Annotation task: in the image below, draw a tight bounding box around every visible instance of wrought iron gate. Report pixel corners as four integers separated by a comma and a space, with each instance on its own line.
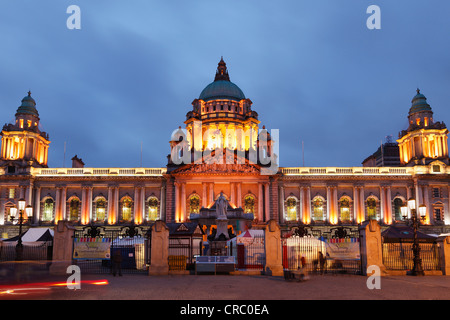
72, 225, 151, 274
282, 225, 361, 275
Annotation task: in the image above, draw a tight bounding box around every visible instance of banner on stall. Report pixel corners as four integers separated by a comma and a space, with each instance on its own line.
73, 237, 112, 259
325, 238, 360, 260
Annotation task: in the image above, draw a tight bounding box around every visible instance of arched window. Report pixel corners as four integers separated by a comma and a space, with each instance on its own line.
189, 195, 200, 214
367, 197, 377, 220
94, 197, 107, 222
285, 197, 297, 221
393, 198, 405, 221
42, 198, 54, 222
339, 198, 351, 222
68, 198, 80, 221
147, 196, 159, 221
312, 197, 324, 221
121, 197, 133, 222
244, 194, 256, 214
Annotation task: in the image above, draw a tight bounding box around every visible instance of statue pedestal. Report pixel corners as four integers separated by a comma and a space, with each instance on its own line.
210, 241, 228, 256
215, 218, 230, 241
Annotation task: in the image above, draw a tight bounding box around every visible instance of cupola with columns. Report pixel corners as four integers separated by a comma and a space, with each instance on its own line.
397, 89, 449, 166
0, 92, 50, 170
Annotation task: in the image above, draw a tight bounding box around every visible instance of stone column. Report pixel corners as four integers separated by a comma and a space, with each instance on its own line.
237, 182, 242, 208
380, 186, 385, 223
332, 186, 338, 224
306, 186, 311, 223
55, 187, 61, 224
258, 183, 263, 222
358, 220, 387, 276
353, 186, 359, 223
230, 182, 235, 207
134, 187, 140, 223
386, 186, 392, 225
209, 183, 214, 206
181, 183, 186, 222
61, 187, 67, 221
107, 187, 113, 224
81, 187, 88, 224
160, 185, 166, 221
264, 183, 270, 222
149, 220, 170, 275
264, 220, 283, 276
359, 187, 365, 223
437, 236, 450, 275
141, 187, 146, 223
174, 182, 180, 222
88, 187, 93, 223
326, 186, 331, 222
114, 187, 119, 223
279, 185, 285, 224
202, 183, 207, 208
34, 187, 41, 225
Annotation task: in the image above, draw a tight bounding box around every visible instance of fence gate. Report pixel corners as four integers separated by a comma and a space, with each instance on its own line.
73, 225, 150, 274
282, 225, 361, 275
235, 232, 266, 270
168, 237, 202, 271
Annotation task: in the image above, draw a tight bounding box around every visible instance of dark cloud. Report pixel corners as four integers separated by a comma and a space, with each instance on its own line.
1, 0, 449, 169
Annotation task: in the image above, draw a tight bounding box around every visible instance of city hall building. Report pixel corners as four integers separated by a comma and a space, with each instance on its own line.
1, 59, 450, 236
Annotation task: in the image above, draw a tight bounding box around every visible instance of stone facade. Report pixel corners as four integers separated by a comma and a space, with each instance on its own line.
1, 60, 450, 237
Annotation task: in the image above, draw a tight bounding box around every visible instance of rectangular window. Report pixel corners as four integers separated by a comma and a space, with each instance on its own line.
432, 188, 441, 198
434, 208, 442, 221
8, 188, 15, 199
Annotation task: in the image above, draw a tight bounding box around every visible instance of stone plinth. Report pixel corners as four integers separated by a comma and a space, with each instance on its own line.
264, 219, 284, 276
437, 235, 450, 275
49, 221, 75, 275
359, 220, 388, 276
149, 220, 170, 276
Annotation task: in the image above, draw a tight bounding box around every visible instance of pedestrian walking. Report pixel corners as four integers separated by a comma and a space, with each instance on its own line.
318, 251, 326, 275
112, 249, 123, 276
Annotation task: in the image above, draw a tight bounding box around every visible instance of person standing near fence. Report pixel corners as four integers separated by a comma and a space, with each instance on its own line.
112, 249, 123, 277
318, 251, 326, 275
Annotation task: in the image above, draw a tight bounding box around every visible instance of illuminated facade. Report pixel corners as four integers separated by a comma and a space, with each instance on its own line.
0, 60, 450, 232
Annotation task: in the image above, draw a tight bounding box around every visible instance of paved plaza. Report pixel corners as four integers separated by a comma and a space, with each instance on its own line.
3, 272, 450, 300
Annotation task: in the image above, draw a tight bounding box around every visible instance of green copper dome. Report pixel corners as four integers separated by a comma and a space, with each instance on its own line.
16, 91, 39, 117
199, 80, 245, 102
409, 89, 432, 115
199, 58, 246, 102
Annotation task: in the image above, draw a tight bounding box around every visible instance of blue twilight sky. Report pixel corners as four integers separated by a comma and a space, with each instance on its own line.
0, 0, 449, 169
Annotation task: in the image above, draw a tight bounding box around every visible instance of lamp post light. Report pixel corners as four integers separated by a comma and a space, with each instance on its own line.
401, 197, 426, 276
9, 198, 33, 261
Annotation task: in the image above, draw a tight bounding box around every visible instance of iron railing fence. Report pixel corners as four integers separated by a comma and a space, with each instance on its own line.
73, 226, 150, 274
168, 237, 202, 271
236, 234, 265, 270
382, 242, 441, 271
0, 242, 53, 262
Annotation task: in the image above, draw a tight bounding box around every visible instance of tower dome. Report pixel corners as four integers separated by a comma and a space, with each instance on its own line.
199, 58, 245, 102
409, 88, 432, 115
16, 91, 39, 118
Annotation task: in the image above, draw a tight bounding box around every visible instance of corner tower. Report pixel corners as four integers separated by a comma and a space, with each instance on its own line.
397, 89, 449, 166
0, 92, 50, 171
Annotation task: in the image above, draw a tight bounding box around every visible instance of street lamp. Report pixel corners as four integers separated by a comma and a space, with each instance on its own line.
9, 198, 33, 261
401, 197, 426, 276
